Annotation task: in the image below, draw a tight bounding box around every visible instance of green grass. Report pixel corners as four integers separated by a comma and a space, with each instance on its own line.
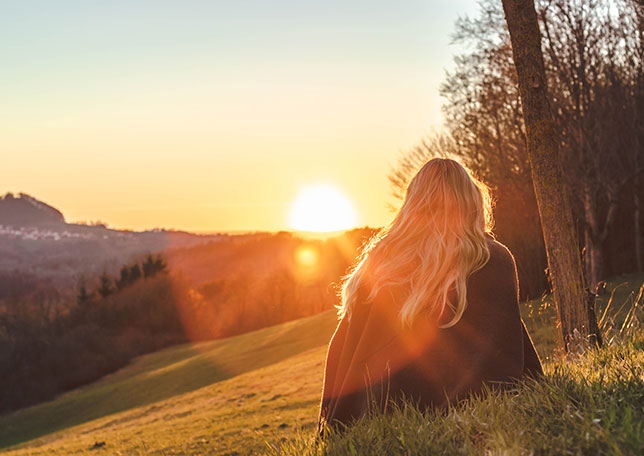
1, 344, 330, 455
0, 273, 642, 455
271, 338, 644, 455
0, 310, 338, 453
518, 272, 644, 359
272, 274, 644, 456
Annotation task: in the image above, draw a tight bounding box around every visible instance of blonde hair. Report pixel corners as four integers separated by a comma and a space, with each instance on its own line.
338, 158, 494, 328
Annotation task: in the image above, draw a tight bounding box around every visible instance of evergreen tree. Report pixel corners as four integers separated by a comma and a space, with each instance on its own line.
116, 266, 130, 289
153, 255, 167, 275
142, 254, 167, 278
129, 263, 142, 281
97, 273, 113, 298
77, 280, 91, 305
142, 255, 155, 278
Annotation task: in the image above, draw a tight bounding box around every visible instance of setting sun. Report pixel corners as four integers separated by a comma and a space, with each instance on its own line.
288, 184, 358, 232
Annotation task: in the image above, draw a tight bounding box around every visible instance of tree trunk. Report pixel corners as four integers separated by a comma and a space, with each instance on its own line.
587, 236, 603, 292
636, 1, 644, 271
636, 175, 643, 272
582, 185, 603, 290
501, 0, 602, 350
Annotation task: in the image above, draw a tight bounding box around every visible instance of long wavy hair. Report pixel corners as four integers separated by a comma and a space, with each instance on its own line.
338, 158, 494, 328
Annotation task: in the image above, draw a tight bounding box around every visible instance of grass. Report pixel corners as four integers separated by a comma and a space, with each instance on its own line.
520, 272, 644, 358
1, 345, 329, 455
271, 338, 644, 455
0, 310, 338, 453
272, 274, 644, 455
0, 273, 642, 455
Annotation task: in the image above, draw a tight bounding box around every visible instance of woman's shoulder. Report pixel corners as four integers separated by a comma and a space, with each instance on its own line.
484, 235, 517, 270
462, 236, 520, 316
468, 235, 518, 292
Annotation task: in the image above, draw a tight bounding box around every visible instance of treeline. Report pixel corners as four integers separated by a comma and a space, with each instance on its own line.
390, 0, 644, 298
0, 229, 373, 414
79, 254, 167, 302
0, 258, 184, 413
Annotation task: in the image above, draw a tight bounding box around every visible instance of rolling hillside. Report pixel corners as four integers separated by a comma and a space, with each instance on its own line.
1, 273, 642, 455
0, 310, 338, 455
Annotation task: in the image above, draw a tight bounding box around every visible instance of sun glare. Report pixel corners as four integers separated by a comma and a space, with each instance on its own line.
288, 184, 358, 232
295, 246, 318, 266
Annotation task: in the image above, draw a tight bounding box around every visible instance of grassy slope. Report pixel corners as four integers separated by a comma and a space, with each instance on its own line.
0, 310, 338, 453
274, 339, 644, 456
1, 273, 642, 455
2, 346, 329, 455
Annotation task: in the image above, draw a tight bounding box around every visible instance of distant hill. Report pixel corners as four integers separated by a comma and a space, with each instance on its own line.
0, 193, 226, 288
0, 193, 65, 226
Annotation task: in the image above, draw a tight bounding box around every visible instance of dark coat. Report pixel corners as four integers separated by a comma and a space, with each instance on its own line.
318, 237, 543, 431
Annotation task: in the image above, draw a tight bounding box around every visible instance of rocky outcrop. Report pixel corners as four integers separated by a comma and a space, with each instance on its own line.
0, 193, 65, 226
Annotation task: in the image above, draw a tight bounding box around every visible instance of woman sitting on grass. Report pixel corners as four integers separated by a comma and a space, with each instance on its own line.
319, 158, 543, 432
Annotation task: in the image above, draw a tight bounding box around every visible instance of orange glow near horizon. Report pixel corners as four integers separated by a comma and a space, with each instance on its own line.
288, 184, 359, 233
1, 2, 482, 233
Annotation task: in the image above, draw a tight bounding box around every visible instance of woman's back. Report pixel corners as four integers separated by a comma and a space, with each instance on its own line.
319, 237, 542, 430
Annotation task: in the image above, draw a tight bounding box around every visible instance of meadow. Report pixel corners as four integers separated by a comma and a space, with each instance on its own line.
0, 273, 642, 455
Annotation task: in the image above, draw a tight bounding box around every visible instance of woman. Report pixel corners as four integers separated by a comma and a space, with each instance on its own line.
319, 158, 542, 432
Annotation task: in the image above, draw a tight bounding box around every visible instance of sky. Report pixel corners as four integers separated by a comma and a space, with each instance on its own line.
1, 0, 480, 233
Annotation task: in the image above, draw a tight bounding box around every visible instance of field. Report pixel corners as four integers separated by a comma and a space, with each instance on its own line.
0, 311, 338, 455
1, 273, 643, 455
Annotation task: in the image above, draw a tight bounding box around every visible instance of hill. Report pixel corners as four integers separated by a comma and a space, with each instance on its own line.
0, 193, 65, 225
0, 273, 642, 455
0, 310, 338, 453
0, 192, 224, 287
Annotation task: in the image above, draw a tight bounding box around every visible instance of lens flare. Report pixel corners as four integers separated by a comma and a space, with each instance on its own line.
295, 245, 318, 266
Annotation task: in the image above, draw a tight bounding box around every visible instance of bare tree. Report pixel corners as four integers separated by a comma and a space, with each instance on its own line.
539, 0, 644, 288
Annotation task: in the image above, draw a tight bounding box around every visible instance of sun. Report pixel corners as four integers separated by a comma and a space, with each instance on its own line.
288, 184, 358, 232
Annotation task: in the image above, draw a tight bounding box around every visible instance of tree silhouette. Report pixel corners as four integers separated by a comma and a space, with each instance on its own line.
501, 0, 601, 349
97, 273, 113, 298
116, 266, 130, 290
143, 254, 167, 278
153, 255, 167, 275
76, 280, 91, 306
129, 263, 142, 281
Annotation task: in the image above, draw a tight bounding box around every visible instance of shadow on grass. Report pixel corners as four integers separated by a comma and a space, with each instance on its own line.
0, 310, 338, 450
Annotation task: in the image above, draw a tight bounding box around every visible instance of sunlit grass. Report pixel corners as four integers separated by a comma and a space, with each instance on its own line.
0, 311, 338, 453
2, 345, 330, 455
269, 337, 644, 455
520, 272, 644, 360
